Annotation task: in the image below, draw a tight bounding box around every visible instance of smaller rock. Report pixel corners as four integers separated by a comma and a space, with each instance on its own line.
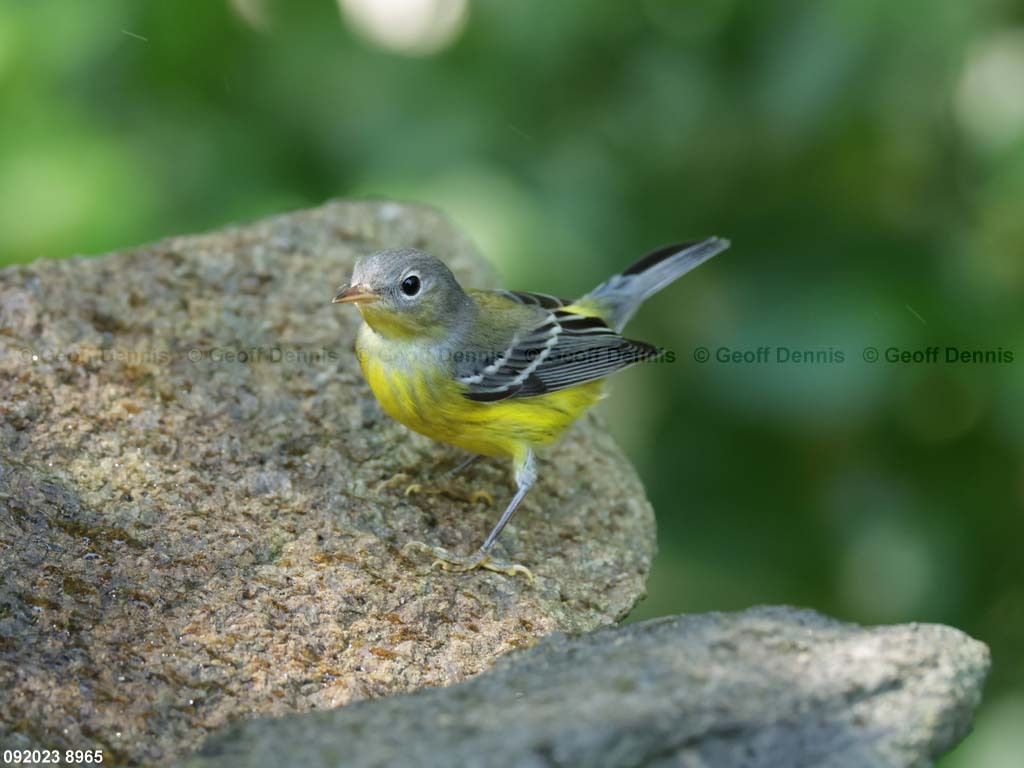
180, 606, 990, 768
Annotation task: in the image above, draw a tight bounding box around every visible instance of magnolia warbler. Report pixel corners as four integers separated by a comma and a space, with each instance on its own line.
333, 238, 729, 578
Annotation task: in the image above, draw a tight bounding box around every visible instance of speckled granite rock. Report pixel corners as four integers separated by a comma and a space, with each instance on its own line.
180, 606, 990, 768
0, 201, 656, 766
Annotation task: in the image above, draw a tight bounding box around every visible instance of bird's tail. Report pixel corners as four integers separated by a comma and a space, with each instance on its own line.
578, 237, 730, 331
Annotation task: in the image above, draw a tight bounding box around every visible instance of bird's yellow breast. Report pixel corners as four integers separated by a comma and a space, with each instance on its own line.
356, 324, 603, 459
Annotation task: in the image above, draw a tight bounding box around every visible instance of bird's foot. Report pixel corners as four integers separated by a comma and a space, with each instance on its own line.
376, 472, 413, 493
403, 483, 493, 506
402, 541, 534, 581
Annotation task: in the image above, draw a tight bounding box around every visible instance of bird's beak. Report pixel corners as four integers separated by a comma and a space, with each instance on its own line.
332, 284, 378, 304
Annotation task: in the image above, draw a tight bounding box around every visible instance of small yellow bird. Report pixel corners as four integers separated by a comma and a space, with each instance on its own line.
333, 238, 729, 577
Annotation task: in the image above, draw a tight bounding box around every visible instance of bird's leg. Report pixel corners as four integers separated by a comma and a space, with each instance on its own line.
445, 453, 481, 480
403, 450, 536, 580
404, 453, 492, 505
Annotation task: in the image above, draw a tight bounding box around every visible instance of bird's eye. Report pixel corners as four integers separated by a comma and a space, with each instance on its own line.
400, 274, 421, 296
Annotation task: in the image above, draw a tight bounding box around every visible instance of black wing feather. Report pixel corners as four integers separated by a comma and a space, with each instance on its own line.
498, 290, 572, 310
459, 308, 661, 402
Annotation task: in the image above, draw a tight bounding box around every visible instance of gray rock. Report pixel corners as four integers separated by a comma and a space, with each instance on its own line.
0, 201, 656, 766
180, 606, 989, 768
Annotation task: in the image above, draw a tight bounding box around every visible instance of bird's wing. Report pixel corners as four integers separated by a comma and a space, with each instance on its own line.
494, 289, 573, 310
455, 294, 661, 402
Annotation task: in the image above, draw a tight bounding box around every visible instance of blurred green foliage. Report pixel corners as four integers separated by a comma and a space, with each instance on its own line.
2, 1, 1022, 763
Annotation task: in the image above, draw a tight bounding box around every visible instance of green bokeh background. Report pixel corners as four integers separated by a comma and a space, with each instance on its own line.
2, 1, 1022, 763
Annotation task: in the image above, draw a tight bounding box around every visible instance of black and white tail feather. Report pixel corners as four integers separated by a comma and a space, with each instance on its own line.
460, 238, 729, 403
583, 237, 730, 332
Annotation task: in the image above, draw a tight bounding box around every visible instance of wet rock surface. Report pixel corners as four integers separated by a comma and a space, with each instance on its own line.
181, 606, 990, 768
0, 201, 656, 766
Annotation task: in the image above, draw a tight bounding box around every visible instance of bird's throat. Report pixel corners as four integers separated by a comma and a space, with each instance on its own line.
356, 304, 445, 342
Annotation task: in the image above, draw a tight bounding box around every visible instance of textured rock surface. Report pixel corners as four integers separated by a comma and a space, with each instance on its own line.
0, 201, 656, 766
181, 606, 990, 768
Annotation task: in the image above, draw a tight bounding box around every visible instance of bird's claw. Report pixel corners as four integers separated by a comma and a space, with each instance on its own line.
466, 489, 494, 505
402, 541, 534, 581
377, 473, 413, 493
402, 483, 492, 506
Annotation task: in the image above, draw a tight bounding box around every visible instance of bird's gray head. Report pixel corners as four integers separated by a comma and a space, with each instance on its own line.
332, 248, 470, 340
